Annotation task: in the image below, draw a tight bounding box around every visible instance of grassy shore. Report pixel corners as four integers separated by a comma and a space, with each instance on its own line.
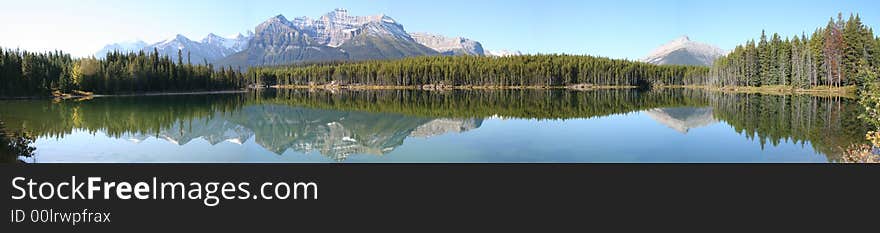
656, 85, 858, 98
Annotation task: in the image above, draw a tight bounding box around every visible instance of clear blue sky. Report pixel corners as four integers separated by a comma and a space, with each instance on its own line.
1, 0, 877, 59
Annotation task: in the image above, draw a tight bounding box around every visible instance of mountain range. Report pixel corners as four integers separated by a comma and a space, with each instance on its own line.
96, 8, 510, 67
96, 9, 723, 68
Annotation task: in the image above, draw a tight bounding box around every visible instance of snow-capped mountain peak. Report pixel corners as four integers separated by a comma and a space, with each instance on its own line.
642, 35, 725, 66
271, 14, 288, 22
170, 34, 191, 42
200, 33, 251, 52
153, 34, 195, 50
201, 33, 224, 44
287, 8, 409, 47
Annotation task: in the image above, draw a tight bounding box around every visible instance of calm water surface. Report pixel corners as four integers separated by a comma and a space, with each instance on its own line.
0, 89, 868, 163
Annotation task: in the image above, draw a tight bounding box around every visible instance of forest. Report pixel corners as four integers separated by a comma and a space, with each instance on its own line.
0, 48, 245, 96
707, 13, 879, 89
245, 55, 709, 88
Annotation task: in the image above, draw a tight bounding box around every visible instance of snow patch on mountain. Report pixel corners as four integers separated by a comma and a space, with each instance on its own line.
291, 8, 409, 47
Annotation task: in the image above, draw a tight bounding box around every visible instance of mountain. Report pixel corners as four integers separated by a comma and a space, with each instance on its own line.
486, 49, 523, 57
97, 33, 251, 63
200, 32, 252, 57
411, 33, 485, 56
218, 8, 439, 67
292, 8, 399, 47
101, 8, 488, 67
218, 14, 348, 67
644, 107, 718, 134
145, 34, 212, 63
337, 22, 439, 60
641, 36, 725, 66
144, 33, 252, 64
94, 40, 148, 58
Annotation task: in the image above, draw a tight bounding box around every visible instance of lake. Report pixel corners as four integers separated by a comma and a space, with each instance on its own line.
0, 88, 869, 163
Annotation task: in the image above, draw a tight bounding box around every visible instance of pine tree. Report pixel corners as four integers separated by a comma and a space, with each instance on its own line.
843, 13, 865, 85
778, 37, 791, 86
769, 33, 782, 85
757, 30, 771, 86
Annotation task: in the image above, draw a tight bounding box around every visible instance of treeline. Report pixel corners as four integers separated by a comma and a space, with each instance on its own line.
249, 88, 709, 119
0, 48, 245, 96
246, 55, 709, 88
707, 13, 879, 88
0, 49, 73, 96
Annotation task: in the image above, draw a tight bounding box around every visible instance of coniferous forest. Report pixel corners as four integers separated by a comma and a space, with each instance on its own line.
246, 55, 709, 88
0, 48, 245, 96
707, 13, 879, 89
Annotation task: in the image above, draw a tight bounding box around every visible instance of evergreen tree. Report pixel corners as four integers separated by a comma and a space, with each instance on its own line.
708, 12, 877, 90
758, 30, 770, 86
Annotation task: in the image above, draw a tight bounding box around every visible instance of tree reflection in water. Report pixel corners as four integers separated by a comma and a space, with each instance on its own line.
0, 89, 872, 162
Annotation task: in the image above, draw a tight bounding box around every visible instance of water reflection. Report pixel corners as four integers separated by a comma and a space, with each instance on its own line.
135, 105, 483, 161
645, 107, 717, 134
0, 89, 869, 163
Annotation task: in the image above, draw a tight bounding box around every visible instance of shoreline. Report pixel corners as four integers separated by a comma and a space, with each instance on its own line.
0, 85, 858, 100
92, 89, 248, 98
270, 84, 639, 91
0, 89, 247, 100
655, 85, 858, 98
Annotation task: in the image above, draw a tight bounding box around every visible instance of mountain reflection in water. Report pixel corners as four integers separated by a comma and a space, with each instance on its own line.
136, 105, 484, 161
645, 107, 718, 134
0, 88, 869, 163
